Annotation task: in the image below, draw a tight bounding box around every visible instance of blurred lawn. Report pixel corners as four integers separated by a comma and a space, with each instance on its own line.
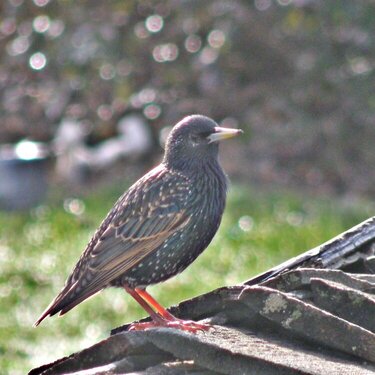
0, 183, 372, 374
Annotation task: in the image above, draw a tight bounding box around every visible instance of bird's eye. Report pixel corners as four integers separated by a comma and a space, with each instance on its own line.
190, 133, 208, 146
190, 133, 204, 146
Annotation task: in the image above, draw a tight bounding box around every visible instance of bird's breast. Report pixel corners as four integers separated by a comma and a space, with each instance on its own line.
111, 162, 227, 288
185, 165, 227, 247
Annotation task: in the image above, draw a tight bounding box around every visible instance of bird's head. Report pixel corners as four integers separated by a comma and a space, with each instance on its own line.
163, 115, 243, 171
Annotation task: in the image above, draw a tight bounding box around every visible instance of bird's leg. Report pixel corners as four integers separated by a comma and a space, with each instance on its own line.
124, 287, 165, 324
125, 287, 211, 333
134, 288, 175, 321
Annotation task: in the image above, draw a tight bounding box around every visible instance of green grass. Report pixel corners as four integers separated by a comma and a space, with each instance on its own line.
0, 184, 372, 374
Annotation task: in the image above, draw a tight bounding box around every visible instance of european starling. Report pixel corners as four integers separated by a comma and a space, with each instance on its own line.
35, 115, 243, 332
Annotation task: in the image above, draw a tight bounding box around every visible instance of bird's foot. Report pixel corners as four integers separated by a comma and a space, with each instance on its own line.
125, 287, 211, 332
127, 317, 211, 333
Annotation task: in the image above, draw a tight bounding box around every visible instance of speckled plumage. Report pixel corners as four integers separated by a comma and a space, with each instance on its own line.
35, 115, 242, 327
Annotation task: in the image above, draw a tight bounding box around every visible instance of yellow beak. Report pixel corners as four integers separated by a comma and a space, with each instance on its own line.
207, 127, 243, 143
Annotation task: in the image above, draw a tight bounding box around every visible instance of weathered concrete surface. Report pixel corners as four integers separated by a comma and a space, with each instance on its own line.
30, 326, 375, 375
310, 277, 375, 332
144, 327, 375, 375
29, 333, 174, 375
30, 269, 375, 375
262, 268, 375, 293
29, 217, 375, 375
239, 285, 375, 363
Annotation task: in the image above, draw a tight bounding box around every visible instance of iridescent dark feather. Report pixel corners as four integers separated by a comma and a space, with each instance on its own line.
35, 115, 241, 327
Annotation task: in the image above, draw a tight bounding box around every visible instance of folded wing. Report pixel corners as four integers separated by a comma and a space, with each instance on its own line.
35, 167, 193, 325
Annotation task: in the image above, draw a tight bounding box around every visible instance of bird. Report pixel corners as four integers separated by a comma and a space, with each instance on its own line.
34, 114, 243, 332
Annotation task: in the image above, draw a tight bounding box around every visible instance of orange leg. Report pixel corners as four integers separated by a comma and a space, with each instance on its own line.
134, 288, 175, 320
124, 287, 164, 324
124, 287, 211, 333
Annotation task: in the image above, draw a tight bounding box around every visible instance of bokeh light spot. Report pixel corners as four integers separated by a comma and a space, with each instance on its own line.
46, 19, 65, 38
97, 105, 113, 121
33, 0, 50, 6
99, 63, 116, 80
286, 212, 304, 227
15, 140, 40, 160
152, 43, 178, 63
130, 93, 142, 109
199, 47, 218, 65
238, 216, 254, 232
6, 36, 30, 56
138, 88, 156, 104
63, 198, 85, 216
134, 22, 149, 39
207, 29, 226, 49
255, 0, 271, 11
29, 52, 47, 70
184, 34, 202, 53
349, 57, 371, 75
145, 14, 164, 33
1, 18, 17, 36
33, 15, 50, 33
143, 104, 161, 120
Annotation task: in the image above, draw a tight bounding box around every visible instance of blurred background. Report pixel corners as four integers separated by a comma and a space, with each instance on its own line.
0, 1, 374, 373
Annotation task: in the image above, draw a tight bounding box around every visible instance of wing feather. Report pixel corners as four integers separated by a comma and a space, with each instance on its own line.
35, 166, 195, 324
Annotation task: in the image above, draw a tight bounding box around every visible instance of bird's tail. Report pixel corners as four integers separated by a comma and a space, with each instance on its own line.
34, 284, 101, 326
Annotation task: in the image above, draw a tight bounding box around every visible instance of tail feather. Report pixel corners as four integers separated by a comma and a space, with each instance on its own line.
59, 288, 101, 316
34, 284, 102, 326
34, 294, 65, 327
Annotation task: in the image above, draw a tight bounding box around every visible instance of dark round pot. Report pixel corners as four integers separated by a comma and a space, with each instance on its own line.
0, 141, 50, 211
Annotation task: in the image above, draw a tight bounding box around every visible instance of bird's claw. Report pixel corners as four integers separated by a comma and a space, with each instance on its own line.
127, 318, 211, 333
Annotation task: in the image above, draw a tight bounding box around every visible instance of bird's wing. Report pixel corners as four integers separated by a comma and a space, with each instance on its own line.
35, 166, 195, 322
82, 196, 190, 288
85, 168, 192, 278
